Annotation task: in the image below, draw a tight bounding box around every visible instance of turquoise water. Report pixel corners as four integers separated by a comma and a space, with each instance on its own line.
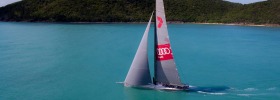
0, 22, 280, 100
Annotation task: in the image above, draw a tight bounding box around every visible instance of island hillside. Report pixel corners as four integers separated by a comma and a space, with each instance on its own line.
0, 0, 279, 25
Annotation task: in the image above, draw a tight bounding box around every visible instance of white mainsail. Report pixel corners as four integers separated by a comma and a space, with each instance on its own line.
154, 0, 183, 85
124, 13, 154, 87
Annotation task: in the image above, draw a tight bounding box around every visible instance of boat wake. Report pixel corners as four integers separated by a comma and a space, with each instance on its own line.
119, 82, 279, 97
188, 86, 231, 93
225, 87, 278, 97
197, 91, 227, 95
116, 82, 124, 84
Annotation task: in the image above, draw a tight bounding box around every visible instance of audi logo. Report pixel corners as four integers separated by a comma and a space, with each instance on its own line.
157, 47, 171, 55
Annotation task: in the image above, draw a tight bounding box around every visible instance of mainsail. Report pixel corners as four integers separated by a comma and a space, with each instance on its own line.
124, 13, 154, 87
154, 0, 183, 85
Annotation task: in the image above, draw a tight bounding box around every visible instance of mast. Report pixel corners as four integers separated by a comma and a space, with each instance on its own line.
153, 8, 158, 85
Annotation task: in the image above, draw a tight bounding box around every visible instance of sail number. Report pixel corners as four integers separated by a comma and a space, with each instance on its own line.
157, 44, 174, 61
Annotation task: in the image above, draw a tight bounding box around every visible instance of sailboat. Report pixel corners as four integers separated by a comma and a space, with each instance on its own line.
124, 0, 189, 90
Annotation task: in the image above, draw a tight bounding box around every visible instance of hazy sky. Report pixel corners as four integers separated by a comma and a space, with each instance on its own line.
0, 0, 21, 7
225, 0, 267, 4
0, 0, 267, 7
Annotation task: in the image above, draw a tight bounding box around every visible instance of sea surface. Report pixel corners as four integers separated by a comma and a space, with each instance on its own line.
0, 22, 280, 100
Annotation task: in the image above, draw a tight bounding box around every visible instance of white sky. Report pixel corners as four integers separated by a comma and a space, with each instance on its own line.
0, 0, 21, 7
225, 0, 267, 4
0, 0, 267, 7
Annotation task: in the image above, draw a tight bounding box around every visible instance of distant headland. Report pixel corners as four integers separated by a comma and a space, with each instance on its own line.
0, 0, 279, 26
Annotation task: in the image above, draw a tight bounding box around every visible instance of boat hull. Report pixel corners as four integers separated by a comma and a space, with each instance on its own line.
123, 83, 189, 91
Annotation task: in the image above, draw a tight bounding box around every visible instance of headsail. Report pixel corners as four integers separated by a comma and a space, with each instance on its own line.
124, 13, 154, 87
154, 0, 183, 85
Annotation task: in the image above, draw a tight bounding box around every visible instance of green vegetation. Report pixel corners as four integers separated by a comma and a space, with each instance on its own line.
0, 0, 279, 25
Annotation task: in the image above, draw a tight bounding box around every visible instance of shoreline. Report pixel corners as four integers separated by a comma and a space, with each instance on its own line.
188, 22, 280, 27
1, 21, 279, 27
67, 21, 280, 27
166, 21, 280, 27
70, 21, 280, 27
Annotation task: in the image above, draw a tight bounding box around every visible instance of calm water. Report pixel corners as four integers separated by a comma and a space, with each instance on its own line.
0, 22, 280, 100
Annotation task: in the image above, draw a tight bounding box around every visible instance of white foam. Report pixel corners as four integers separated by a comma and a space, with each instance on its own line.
267, 87, 277, 91
189, 85, 196, 88
197, 91, 226, 95
237, 93, 271, 97
228, 87, 239, 91
115, 82, 124, 84
244, 88, 258, 91
237, 94, 256, 97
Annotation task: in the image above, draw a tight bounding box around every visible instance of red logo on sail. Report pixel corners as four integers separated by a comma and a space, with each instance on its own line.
157, 44, 173, 61
157, 16, 163, 28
